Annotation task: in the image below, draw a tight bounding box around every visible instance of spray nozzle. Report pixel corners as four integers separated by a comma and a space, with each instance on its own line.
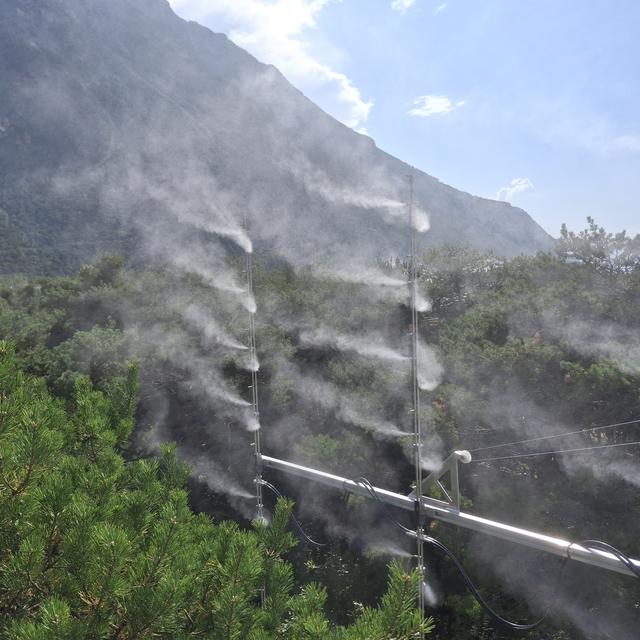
454, 450, 472, 464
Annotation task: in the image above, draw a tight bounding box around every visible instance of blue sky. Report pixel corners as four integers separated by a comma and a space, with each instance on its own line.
169, 0, 640, 237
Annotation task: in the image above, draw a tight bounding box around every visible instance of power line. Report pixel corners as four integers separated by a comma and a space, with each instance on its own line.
468, 418, 640, 454
471, 440, 640, 463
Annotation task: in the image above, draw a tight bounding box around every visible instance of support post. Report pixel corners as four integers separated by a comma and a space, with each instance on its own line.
407, 173, 426, 630
409, 450, 472, 510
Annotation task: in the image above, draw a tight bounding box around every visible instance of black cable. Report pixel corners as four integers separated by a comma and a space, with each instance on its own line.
259, 479, 327, 548
420, 533, 566, 632
354, 475, 564, 632
353, 477, 415, 535
571, 540, 640, 580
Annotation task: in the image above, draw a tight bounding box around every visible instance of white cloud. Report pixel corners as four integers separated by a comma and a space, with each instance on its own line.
391, 0, 416, 13
435, 2, 448, 13
409, 94, 465, 117
495, 178, 534, 202
168, 0, 372, 130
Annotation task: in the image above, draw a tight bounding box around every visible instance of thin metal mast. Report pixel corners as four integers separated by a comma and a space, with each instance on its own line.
246, 243, 263, 522
244, 216, 265, 608
243, 216, 263, 522
408, 174, 426, 626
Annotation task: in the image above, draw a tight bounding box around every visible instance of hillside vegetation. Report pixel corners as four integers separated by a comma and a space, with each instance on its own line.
0, 0, 552, 278
0, 220, 639, 639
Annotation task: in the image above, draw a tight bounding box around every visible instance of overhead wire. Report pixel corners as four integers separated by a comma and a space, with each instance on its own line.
468, 418, 640, 454
471, 440, 640, 463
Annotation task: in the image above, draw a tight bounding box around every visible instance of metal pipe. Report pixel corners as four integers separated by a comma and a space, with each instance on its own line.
260, 454, 640, 579
246, 224, 263, 523
261, 455, 415, 511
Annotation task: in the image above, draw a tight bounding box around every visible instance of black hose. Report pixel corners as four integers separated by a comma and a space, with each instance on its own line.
354, 476, 563, 632
421, 533, 564, 631
259, 479, 327, 548
571, 540, 640, 579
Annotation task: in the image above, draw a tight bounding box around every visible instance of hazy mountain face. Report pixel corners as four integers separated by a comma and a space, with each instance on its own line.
0, 0, 553, 275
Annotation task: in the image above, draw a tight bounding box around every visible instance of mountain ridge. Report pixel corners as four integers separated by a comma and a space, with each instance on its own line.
0, 0, 554, 275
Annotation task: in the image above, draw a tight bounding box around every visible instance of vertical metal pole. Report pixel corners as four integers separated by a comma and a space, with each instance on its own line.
244, 216, 265, 607
246, 246, 263, 521
408, 175, 425, 631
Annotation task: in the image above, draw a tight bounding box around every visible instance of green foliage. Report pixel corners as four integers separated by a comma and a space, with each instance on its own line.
336, 563, 434, 640
0, 342, 431, 639
559, 216, 640, 275
2, 217, 640, 639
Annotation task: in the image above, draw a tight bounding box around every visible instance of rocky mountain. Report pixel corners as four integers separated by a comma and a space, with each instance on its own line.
0, 0, 554, 275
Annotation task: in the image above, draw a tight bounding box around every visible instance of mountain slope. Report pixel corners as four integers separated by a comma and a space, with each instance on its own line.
0, 0, 553, 275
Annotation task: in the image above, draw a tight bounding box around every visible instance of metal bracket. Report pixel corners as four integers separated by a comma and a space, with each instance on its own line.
408, 450, 472, 510
255, 450, 264, 475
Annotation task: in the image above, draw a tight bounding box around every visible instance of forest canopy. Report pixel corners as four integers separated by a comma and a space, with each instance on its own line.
0, 220, 639, 639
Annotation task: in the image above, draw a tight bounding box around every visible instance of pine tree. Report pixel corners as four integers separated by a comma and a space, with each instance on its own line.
0, 340, 433, 639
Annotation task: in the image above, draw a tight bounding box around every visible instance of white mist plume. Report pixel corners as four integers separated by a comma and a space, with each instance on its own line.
169, 249, 257, 314
244, 412, 261, 432
191, 455, 254, 500
422, 578, 442, 608
245, 293, 258, 314
182, 303, 259, 373
338, 404, 410, 439
306, 266, 411, 307
542, 315, 640, 376
184, 216, 253, 254
300, 329, 409, 364
128, 324, 250, 412
182, 303, 248, 351
367, 542, 414, 558
414, 291, 432, 313
560, 451, 640, 489
274, 360, 409, 440
241, 352, 260, 372
146, 327, 259, 434
168, 244, 243, 293
277, 153, 430, 235
316, 266, 407, 289
418, 433, 446, 472
417, 340, 443, 391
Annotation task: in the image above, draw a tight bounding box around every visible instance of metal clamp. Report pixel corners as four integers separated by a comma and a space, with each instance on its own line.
408, 450, 472, 510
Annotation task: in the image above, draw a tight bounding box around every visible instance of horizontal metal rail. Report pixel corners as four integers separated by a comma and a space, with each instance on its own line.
261, 455, 415, 511
260, 454, 640, 579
